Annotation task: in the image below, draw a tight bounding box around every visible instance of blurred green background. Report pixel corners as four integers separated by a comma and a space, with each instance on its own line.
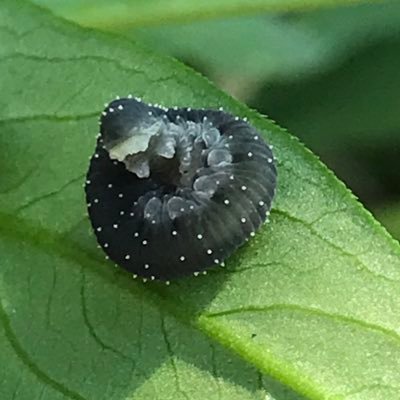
37, 0, 400, 240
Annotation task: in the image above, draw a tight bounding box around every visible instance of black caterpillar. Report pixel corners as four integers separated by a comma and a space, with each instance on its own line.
85, 96, 277, 282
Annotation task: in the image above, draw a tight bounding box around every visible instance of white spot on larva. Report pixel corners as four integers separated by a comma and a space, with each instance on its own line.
125, 255, 131, 260
144, 264, 150, 269
234, 116, 239, 121
116, 95, 120, 100
165, 281, 170, 285
132, 274, 137, 279
190, 205, 194, 210
148, 111, 152, 116
207, 249, 212, 255
224, 199, 230, 205
118, 105, 123, 110
241, 185, 247, 191
113, 161, 118, 165
145, 213, 151, 218
214, 259, 220, 264
120, 211, 125, 216
172, 230, 177, 236
194, 271, 200, 277
134, 232, 139, 237
109, 108, 114, 113
94, 153, 99, 158
113, 224, 118, 229
150, 276, 155, 281
130, 212, 134, 217
187, 107, 192, 111
266, 211, 270, 216
105, 256, 109, 260
220, 262, 225, 267
142, 240, 148, 245
87, 203, 92, 208
151, 220, 156, 224
197, 234, 203, 240
267, 157, 273, 163
107, 183, 113, 189
86, 180, 91, 185
228, 135, 233, 139
118, 193, 123, 198
203, 116, 208, 121
254, 136, 259, 140
180, 207, 185, 212
104, 243, 109, 248
202, 271, 207, 275
259, 200, 265, 206
216, 180, 220, 185
230, 175, 234, 180
243, 117, 248, 121
248, 152, 253, 158
96, 227, 102, 232
219, 106, 224, 111
180, 256, 185, 261
102, 111, 107, 116
241, 217, 246, 223
94, 198, 99, 203
250, 232, 255, 237
128, 94, 133, 99
142, 278, 148, 283
270, 145, 274, 149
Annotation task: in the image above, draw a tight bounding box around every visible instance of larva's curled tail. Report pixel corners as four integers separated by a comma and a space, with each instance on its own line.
85, 97, 277, 281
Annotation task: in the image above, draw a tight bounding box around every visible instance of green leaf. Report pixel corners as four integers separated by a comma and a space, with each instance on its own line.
32, 0, 385, 29
1, 2, 400, 400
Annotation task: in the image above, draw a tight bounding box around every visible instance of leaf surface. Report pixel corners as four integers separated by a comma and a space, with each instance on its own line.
0, 2, 399, 400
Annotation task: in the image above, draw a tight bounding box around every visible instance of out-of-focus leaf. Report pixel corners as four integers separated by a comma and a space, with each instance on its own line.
31, 0, 386, 29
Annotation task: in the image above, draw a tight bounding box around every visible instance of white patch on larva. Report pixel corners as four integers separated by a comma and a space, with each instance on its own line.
142, 240, 148, 245
189, 205, 194, 210
96, 227, 102, 232
142, 278, 148, 283
241, 217, 246, 223
243, 117, 248, 121
104, 243, 109, 248
197, 234, 203, 240
151, 220, 156, 224
234, 116, 239, 121
118, 105, 123, 110
270, 145, 274, 149
145, 213, 151, 218
144, 264, 150, 269
87, 203, 91, 208
180, 256, 185, 261
230, 175, 234, 180
118, 193, 123, 198
248, 152, 253, 158
250, 232, 255, 237
194, 271, 200, 276
94, 198, 99, 203
267, 157, 273, 163
172, 230, 177, 236
219, 106, 224, 111
150, 276, 155, 281
134, 232, 139, 237
259, 200, 265, 206
132, 273, 138, 279
214, 259, 220, 264
228, 135, 233, 139
120, 211, 125, 215
125, 255, 131, 260
107, 183, 113, 188
148, 111, 152, 116
130, 212, 135, 217
128, 94, 133, 99
187, 107, 192, 111
113, 224, 118, 229
254, 135, 259, 140
224, 199, 230, 205
266, 211, 270, 216
241, 185, 247, 191
102, 111, 107, 116
86, 180, 91, 184
165, 281, 170, 285
220, 262, 225, 267
94, 153, 99, 158
109, 108, 114, 113
207, 249, 212, 255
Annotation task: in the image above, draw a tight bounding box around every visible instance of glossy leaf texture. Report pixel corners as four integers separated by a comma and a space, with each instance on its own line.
1, 1, 400, 400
